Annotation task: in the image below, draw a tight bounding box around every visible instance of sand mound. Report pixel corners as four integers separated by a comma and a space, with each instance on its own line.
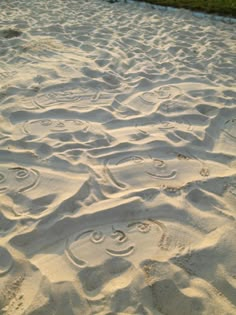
0, 0, 236, 314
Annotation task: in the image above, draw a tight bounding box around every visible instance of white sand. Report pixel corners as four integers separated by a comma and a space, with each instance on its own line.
0, 0, 236, 314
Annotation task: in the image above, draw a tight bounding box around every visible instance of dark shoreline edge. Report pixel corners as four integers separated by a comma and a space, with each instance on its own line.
108, 0, 236, 18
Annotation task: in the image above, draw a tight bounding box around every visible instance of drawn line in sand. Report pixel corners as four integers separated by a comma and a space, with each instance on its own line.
0, 247, 14, 276
0, 167, 40, 193
22, 119, 88, 135
146, 170, 177, 180
32, 89, 113, 109
65, 220, 167, 268
105, 246, 135, 257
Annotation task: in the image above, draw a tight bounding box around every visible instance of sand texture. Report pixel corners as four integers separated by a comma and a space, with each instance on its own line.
0, 0, 236, 314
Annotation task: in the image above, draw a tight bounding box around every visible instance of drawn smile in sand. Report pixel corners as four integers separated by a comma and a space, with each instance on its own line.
22, 119, 88, 136
125, 85, 181, 114
0, 167, 40, 193
33, 89, 113, 109
104, 154, 210, 188
66, 220, 166, 268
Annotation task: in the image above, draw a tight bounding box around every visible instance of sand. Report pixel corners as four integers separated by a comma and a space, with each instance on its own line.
0, 0, 236, 314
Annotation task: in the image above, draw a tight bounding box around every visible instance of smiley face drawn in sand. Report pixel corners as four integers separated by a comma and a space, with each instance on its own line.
124, 85, 181, 114
157, 119, 192, 131
32, 89, 113, 109
0, 167, 40, 194
104, 153, 209, 189
66, 220, 166, 268
22, 119, 88, 136
133, 119, 193, 139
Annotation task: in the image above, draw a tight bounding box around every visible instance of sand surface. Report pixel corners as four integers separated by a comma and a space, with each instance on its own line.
0, 0, 236, 314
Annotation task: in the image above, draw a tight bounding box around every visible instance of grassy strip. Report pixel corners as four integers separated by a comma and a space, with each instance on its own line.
134, 0, 236, 17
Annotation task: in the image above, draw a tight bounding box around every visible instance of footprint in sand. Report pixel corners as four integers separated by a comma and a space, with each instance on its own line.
32, 88, 113, 109
215, 119, 236, 155
0, 166, 40, 194
65, 219, 167, 268
0, 246, 45, 315
222, 119, 236, 140
124, 85, 181, 114
0, 246, 14, 276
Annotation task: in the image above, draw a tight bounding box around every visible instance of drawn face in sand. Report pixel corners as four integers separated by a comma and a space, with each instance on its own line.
126, 85, 181, 114
66, 220, 166, 268
0, 167, 40, 193
156, 119, 192, 131
105, 154, 209, 189
22, 119, 88, 136
32, 89, 113, 109
134, 119, 192, 137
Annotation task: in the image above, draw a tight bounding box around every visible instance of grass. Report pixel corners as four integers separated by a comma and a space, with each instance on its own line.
134, 0, 236, 17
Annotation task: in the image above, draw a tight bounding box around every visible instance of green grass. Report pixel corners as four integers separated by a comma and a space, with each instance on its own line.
135, 0, 236, 17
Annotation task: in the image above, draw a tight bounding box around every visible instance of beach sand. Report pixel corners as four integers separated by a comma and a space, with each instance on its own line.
0, 0, 236, 314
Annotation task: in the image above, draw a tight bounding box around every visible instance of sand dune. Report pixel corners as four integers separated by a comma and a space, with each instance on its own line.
0, 0, 236, 314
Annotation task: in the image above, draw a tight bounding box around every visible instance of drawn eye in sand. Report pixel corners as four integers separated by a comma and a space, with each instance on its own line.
124, 85, 181, 114
104, 154, 208, 189
33, 89, 113, 109
0, 247, 14, 276
65, 220, 166, 268
22, 119, 88, 136
0, 167, 40, 193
